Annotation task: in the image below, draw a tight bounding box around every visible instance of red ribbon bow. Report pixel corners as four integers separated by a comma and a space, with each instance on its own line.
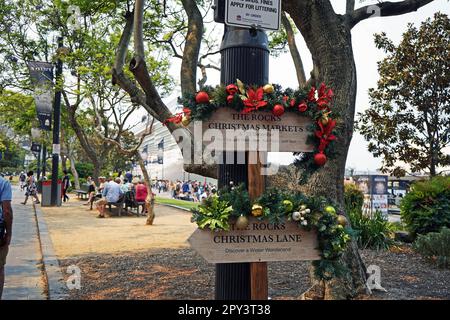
315, 118, 336, 152
164, 108, 191, 125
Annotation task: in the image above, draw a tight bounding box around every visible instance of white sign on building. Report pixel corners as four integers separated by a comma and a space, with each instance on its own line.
225, 0, 281, 31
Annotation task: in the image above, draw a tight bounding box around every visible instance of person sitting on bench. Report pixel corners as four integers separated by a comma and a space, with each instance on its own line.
95, 177, 123, 218
134, 180, 148, 214
83, 176, 98, 206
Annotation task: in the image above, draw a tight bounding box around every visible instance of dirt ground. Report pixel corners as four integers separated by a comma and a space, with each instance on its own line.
56, 247, 450, 300
40, 196, 196, 258
42, 195, 450, 300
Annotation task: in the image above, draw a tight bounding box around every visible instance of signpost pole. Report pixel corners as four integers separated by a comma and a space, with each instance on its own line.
216, 25, 269, 300
248, 152, 268, 299
50, 37, 63, 206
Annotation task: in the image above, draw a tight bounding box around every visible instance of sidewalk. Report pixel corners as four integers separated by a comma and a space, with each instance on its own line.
2, 186, 46, 300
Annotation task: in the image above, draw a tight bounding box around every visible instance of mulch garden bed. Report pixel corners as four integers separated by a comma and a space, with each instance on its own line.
59, 245, 449, 300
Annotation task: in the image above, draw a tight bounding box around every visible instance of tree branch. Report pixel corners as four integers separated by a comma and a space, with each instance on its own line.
346, 0, 355, 15
113, 10, 134, 72
281, 12, 307, 87
180, 0, 204, 94
62, 90, 100, 166
133, 0, 145, 60
348, 0, 435, 29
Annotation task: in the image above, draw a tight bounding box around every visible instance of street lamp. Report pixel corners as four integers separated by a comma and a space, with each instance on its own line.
31, 128, 42, 139
30, 128, 42, 152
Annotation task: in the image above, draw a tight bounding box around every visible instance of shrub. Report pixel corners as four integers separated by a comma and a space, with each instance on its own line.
344, 183, 364, 213
400, 176, 450, 237
75, 162, 94, 179
349, 210, 394, 250
390, 221, 408, 232
413, 227, 450, 268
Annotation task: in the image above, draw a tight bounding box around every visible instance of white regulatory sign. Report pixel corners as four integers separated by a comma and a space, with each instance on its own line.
225, 0, 281, 31
53, 144, 61, 155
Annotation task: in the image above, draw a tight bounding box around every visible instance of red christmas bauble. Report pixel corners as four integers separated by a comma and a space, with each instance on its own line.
227, 95, 234, 104
196, 91, 210, 104
314, 153, 327, 166
226, 84, 238, 95
272, 104, 285, 117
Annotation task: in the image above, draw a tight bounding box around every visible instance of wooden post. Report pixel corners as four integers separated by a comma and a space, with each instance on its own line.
248, 151, 268, 300
215, 25, 269, 300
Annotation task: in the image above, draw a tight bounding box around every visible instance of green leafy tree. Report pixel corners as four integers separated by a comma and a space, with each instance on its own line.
357, 13, 450, 177
0, 0, 173, 182
0, 131, 26, 171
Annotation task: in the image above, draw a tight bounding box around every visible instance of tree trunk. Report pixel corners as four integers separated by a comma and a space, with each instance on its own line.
68, 153, 80, 190
92, 163, 101, 185
137, 156, 155, 225
61, 155, 67, 172
284, 1, 367, 299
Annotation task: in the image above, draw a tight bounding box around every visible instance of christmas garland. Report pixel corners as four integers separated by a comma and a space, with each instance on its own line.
166, 80, 339, 174
191, 185, 352, 281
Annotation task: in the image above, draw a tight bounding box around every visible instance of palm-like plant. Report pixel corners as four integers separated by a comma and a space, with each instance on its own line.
191, 196, 233, 231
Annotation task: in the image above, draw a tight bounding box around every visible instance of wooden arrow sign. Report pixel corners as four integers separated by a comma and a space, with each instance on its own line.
188, 217, 320, 264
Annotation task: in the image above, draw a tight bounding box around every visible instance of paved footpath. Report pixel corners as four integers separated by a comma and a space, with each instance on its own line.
2, 186, 46, 300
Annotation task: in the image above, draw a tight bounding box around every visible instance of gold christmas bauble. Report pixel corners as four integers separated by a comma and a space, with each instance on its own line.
263, 84, 274, 94
337, 215, 348, 226
181, 115, 191, 127
251, 204, 264, 217
236, 215, 249, 230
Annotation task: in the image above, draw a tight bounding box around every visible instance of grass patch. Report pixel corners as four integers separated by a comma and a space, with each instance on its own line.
155, 197, 199, 210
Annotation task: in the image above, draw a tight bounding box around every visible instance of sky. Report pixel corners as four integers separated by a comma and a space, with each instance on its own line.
160, 0, 449, 172
270, 0, 450, 170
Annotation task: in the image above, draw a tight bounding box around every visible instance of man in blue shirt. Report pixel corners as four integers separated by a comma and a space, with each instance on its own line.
124, 172, 133, 185
96, 177, 123, 218
0, 175, 13, 299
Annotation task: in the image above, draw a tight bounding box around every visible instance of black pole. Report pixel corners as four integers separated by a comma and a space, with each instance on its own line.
50, 37, 63, 206
42, 145, 47, 179
36, 148, 41, 180
215, 26, 269, 300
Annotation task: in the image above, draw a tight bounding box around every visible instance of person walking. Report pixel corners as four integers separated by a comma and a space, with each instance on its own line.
0, 174, 13, 299
62, 170, 70, 203
19, 172, 26, 191
21, 171, 40, 205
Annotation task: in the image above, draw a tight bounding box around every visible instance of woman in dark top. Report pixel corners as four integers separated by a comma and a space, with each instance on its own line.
62, 170, 70, 202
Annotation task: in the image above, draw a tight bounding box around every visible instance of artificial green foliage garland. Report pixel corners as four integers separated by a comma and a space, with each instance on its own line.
191, 185, 352, 281
165, 80, 340, 178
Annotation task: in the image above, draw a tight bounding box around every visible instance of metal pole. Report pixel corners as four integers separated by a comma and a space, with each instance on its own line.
42, 145, 47, 179
50, 37, 63, 206
215, 25, 269, 300
36, 148, 41, 180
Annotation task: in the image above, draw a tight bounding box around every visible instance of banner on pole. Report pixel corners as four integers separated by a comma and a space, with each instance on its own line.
27, 61, 54, 131
31, 142, 41, 153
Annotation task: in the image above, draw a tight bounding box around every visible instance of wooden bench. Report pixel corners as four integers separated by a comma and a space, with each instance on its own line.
123, 191, 146, 216
107, 195, 126, 216
74, 184, 90, 200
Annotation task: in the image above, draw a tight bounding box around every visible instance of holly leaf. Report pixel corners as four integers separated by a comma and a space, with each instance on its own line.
236, 79, 246, 95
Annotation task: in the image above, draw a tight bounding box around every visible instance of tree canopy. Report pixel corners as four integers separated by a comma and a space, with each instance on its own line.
357, 12, 450, 177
